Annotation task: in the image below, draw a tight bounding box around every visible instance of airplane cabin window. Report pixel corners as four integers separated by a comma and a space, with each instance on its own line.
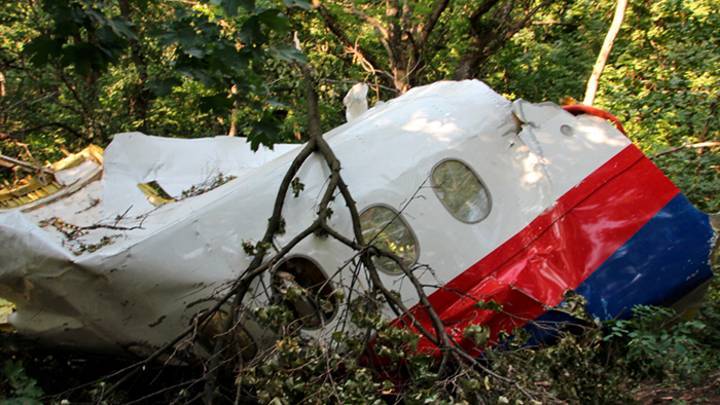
431, 159, 491, 223
272, 257, 338, 329
359, 206, 419, 275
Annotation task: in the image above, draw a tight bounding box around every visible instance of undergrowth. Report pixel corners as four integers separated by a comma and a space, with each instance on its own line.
3, 279, 720, 403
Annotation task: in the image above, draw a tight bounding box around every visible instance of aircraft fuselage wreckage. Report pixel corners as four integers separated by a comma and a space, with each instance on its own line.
0, 80, 715, 358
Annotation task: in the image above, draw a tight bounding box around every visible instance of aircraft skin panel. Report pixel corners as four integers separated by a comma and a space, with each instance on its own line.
403, 143, 714, 354
576, 193, 714, 319
0, 80, 713, 355
528, 193, 714, 346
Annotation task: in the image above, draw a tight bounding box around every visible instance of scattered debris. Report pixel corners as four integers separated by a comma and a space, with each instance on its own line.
179, 173, 237, 200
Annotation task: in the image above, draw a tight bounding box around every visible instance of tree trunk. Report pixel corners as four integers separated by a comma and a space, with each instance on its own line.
454, 44, 487, 80
228, 115, 237, 137
392, 67, 410, 94
0, 71, 6, 128
583, 0, 627, 106
228, 85, 238, 136
454, 0, 546, 80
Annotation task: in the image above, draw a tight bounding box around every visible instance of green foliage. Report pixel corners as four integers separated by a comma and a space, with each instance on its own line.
0, 360, 44, 404
2, 0, 717, 209
25, 0, 135, 75
606, 302, 720, 383
486, 0, 719, 212
463, 324, 490, 347
654, 148, 720, 213
486, 327, 633, 404
0, 0, 305, 162
4, 286, 720, 403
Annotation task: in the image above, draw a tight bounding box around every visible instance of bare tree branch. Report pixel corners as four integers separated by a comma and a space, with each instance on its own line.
4, 122, 84, 140
350, 5, 390, 41
313, 1, 388, 79
417, 0, 450, 47
651, 141, 720, 158
455, 0, 555, 80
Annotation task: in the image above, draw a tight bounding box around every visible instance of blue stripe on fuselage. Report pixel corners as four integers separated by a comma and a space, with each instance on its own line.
527, 193, 714, 343
576, 193, 714, 320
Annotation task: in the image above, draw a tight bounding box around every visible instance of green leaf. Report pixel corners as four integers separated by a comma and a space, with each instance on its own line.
219, 0, 255, 16
474, 300, 503, 312
147, 77, 182, 97
107, 17, 137, 40
2, 360, 43, 402
269, 44, 307, 64
463, 324, 490, 346
23, 36, 63, 66
199, 93, 233, 112
239, 16, 263, 44
257, 9, 289, 32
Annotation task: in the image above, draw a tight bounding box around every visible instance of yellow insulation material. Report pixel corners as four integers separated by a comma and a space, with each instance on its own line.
0, 145, 103, 209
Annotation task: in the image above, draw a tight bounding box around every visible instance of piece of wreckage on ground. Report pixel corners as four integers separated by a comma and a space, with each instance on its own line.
0, 80, 716, 360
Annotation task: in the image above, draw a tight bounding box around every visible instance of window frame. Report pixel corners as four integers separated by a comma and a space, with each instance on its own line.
359, 203, 421, 275
430, 158, 493, 224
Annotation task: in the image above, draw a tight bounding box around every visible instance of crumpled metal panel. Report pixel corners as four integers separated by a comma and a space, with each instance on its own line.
0, 80, 713, 357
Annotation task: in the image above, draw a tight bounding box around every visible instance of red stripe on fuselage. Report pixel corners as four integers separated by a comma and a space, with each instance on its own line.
401, 145, 679, 353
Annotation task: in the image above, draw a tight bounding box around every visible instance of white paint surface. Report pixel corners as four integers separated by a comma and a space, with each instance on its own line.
0, 80, 630, 353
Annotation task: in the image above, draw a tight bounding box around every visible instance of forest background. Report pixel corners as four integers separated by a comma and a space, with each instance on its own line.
0, 0, 719, 403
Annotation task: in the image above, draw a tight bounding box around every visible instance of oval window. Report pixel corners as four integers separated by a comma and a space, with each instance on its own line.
431, 160, 491, 223
360, 206, 419, 275
272, 257, 338, 329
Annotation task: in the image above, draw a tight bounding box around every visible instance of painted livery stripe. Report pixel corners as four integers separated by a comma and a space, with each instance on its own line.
527, 192, 714, 344
402, 144, 681, 352
576, 192, 714, 319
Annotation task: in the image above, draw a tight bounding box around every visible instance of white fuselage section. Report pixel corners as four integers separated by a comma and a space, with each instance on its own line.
0, 80, 629, 352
